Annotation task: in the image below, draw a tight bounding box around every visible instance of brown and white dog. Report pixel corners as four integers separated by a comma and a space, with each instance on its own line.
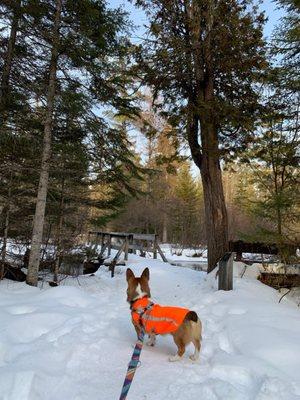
126, 267, 202, 362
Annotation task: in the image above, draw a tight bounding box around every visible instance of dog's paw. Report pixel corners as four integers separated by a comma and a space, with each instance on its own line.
168, 354, 182, 362
189, 354, 199, 362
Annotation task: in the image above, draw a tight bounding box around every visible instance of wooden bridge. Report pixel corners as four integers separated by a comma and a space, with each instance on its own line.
88, 231, 168, 277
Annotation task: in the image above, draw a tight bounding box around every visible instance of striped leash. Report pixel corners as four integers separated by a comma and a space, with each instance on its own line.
119, 329, 145, 400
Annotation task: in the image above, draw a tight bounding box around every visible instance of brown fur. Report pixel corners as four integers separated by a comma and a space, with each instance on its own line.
126, 267, 202, 362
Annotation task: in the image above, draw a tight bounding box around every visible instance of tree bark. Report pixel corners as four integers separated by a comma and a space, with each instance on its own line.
26, 0, 62, 286
185, 0, 228, 273
0, 195, 11, 279
54, 178, 65, 283
200, 120, 229, 272
0, 0, 21, 120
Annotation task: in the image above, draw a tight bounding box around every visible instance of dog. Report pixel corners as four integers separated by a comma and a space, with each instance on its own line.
126, 267, 202, 362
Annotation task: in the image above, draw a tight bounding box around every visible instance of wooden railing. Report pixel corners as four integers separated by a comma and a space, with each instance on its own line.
88, 231, 168, 277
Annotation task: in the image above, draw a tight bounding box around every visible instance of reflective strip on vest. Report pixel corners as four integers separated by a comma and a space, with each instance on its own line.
142, 313, 179, 327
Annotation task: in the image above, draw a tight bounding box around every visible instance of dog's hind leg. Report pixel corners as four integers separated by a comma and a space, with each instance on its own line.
169, 336, 185, 362
190, 337, 201, 361
190, 320, 202, 361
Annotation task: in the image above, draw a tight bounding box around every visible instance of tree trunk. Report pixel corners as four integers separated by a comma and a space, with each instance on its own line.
200, 120, 228, 272
162, 211, 168, 243
0, 198, 11, 279
0, 173, 12, 279
0, 0, 21, 119
54, 178, 65, 283
26, 0, 62, 286
187, 108, 228, 272
186, 0, 228, 272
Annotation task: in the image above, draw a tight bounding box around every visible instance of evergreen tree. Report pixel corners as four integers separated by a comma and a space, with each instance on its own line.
0, 0, 143, 284
26, 0, 63, 286
134, 0, 267, 271
241, 110, 299, 255
273, 0, 300, 91
0, 0, 40, 278
171, 162, 204, 247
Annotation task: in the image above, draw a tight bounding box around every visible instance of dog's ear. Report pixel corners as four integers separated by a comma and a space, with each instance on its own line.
141, 267, 150, 281
126, 268, 135, 282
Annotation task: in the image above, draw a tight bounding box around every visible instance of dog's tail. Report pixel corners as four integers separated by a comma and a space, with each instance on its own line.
185, 311, 202, 341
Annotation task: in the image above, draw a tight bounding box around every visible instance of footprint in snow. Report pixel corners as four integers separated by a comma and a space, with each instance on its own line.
6, 305, 36, 315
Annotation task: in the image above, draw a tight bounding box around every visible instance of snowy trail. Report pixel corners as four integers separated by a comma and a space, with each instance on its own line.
0, 255, 300, 400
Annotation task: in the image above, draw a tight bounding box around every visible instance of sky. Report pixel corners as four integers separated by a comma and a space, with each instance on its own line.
108, 0, 285, 40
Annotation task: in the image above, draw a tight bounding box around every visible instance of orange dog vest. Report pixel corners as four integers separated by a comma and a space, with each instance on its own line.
131, 297, 189, 335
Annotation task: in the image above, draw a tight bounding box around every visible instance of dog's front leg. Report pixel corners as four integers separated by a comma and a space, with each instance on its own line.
146, 331, 156, 347
133, 322, 142, 339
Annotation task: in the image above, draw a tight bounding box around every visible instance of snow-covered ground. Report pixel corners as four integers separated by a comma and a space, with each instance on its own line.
0, 255, 300, 400
160, 243, 207, 260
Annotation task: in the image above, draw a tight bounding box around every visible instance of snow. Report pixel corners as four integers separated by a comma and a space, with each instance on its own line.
0, 255, 300, 400
160, 243, 208, 261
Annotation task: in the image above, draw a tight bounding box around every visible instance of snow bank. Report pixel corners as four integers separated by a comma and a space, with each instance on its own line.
0, 256, 300, 400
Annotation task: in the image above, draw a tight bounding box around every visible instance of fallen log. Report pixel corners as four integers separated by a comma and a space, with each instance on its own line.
1, 263, 26, 282
258, 272, 300, 289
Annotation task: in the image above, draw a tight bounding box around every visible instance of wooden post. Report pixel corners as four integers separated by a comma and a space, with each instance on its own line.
153, 235, 158, 259
87, 232, 92, 262
99, 242, 108, 258
92, 233, 100, 254
110, 241, 126, 277
124, 236, 129, 261
107, 234, 111, 256
129, 234, 134, 254
100, 233, 105, 254
156, 243, 168, 263
218, 252, 233, 291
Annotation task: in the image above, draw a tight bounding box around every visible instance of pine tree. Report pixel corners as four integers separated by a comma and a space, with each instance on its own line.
26, 0, 63, 286
134, 0, 267, 271
0, 0, 144, 284
0, 0, 40, 277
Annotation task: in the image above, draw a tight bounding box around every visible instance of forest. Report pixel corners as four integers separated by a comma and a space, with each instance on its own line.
0, 0, 299, 286
1, 2, 300, 400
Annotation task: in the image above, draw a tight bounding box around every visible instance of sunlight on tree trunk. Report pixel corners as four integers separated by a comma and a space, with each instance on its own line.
26, 0, 62, 286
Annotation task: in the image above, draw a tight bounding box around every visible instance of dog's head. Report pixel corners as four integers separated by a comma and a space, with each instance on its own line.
126, 267, 151, 303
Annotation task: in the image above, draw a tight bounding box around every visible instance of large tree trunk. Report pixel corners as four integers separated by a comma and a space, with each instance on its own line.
187, 107, 228, 272
0, 0, 21, 119
186, 0, 228, 272
26, 0, 62, 286
200, 121, 228, 272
